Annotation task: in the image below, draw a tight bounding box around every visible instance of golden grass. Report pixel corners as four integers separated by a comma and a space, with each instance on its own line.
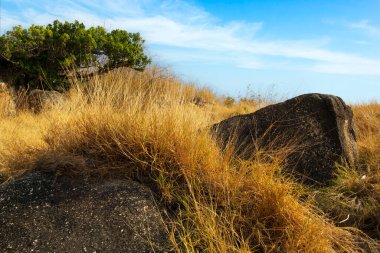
314, 103, 380, 241
0, 66, 378, 252
353, 103, 380, 171
0, 88, 16, 117
352, 103, 380, 208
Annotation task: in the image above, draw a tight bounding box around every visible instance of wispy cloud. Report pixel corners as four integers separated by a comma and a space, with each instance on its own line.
2, 0, 380, 75
353, 40, 370, 45
0, 9, 29, 33
349, 19, 380, 37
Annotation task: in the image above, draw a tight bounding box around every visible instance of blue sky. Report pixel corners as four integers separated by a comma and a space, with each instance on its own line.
1, 0, 380, 102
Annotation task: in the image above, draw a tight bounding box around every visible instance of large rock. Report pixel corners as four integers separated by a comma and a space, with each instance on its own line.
0, 172, 173, 252
27, 89, 65, 113
212, 93, 358, 184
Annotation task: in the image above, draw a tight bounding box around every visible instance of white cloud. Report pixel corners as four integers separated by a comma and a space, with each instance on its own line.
313, 62, 380, 75
349, 19, 380, 37
0, 9, 29, 33
2, 0, 380, 75
353, 40, 369, 45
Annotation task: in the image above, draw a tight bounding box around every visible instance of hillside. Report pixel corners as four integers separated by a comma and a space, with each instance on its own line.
0, 66, 379, 252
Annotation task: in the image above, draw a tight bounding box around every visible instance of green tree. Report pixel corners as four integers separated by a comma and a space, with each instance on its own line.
0, 20, 151, 90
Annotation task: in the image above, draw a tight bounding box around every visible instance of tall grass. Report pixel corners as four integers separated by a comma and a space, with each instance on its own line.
0, 83, 16, 117
314, 103, 380, 241
0, 67, 377, 252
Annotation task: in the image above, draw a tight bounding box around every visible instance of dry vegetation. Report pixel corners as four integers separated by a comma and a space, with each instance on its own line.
314, 103, 380, 241
0, 66, 379, 252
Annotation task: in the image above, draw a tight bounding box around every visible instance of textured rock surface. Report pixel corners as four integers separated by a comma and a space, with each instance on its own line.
0, 172, 173, 252
27, 89, 65, 113
212, 93, 358, 184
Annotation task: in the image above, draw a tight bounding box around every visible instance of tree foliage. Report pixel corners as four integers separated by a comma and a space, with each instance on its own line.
0, 20, 151, 90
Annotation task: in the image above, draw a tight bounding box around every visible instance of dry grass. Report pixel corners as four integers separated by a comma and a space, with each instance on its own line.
0, 66, 378, 252
314, 103, 380, 241
0, 86, 16, 117
353, 103, 380, 172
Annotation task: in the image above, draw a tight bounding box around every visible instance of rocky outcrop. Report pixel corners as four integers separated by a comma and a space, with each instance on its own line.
27, 89, 65, 113
0, 172, 173, 252
212, 93, 358, 184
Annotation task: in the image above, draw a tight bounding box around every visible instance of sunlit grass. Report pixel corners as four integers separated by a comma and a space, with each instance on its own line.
0, 66, 378, 252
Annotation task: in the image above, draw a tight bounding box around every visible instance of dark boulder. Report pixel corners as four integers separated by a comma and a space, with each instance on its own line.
212, 93, 358, 184
0, 172, 173, 252
27, 89, 65, 113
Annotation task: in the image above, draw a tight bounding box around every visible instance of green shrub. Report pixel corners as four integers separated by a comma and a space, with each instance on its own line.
0, 20, 151, 90
224, 96, 235, 107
